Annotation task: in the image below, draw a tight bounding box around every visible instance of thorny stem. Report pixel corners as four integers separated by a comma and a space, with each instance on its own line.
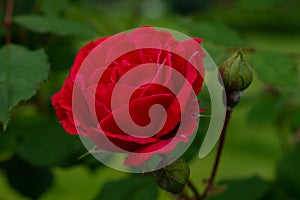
3, 0, 14, 45
201, 109, 232, 199
184, 91, 239, 200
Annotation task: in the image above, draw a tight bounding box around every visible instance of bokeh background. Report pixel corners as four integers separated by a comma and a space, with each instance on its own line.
0, 0, 300, 199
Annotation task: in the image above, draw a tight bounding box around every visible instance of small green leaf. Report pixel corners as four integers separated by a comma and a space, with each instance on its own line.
94, 175, 158, 200
250, 51, 298, 89
151, 159, 190, 194
208, 176, 270, 200
0, 44, 49, 129
14, 14, 97, 38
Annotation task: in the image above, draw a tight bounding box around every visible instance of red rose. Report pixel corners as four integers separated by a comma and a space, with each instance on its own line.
52, 27, 205, 168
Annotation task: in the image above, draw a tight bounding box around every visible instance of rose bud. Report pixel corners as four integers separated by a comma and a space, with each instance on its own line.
218, 48, 253, 109
219, 48, 253, 93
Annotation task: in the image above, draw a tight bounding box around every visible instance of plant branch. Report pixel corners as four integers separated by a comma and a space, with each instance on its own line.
201, 109, 232, 199
187, 179, 201, 200
3, 0, 15, 45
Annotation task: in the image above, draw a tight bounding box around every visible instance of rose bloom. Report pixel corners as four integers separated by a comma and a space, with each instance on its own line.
52, 27, 205, 166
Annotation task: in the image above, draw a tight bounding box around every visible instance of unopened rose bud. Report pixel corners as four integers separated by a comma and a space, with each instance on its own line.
219, 48, 253, 93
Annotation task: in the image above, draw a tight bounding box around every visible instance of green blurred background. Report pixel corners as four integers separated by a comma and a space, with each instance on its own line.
0, 0, 300, 199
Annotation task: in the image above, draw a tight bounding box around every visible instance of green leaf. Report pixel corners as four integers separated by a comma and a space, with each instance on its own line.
3, 156, 54, 199
208, 176, 270, 200
0, 44, 49, 129
151, 159, 190, 194
14, 14, 98, 38
250, 51, 298, 89
277, 147, 300, 198
94, 175, 158, 200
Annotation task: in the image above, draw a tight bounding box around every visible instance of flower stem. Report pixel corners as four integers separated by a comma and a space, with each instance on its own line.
187, 179, 201, 200
3, 0, 14, 45
201, 109, 232, 199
